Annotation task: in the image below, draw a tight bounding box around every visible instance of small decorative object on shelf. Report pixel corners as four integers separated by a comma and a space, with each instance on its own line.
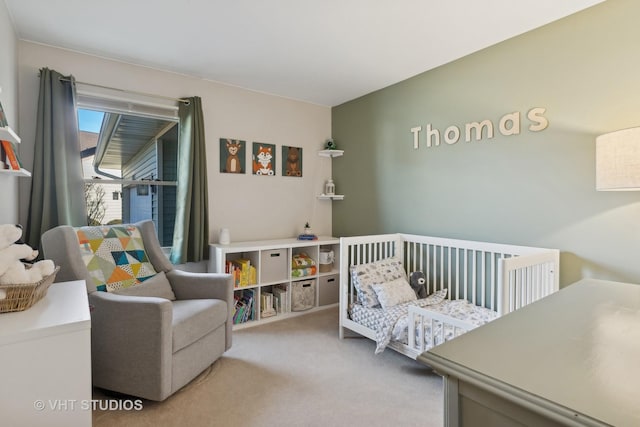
325, 138, 337, 150
298, 222, 317, 240
219, 228, 230, 245
325, 179, 335, 196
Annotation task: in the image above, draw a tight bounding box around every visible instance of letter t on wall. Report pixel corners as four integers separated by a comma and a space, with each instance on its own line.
411, 126, 422, 149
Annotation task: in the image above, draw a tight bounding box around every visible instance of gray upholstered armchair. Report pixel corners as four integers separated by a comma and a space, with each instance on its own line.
41, 220, 233, 401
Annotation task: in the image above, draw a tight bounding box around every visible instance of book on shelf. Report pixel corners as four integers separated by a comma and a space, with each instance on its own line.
297, 234, 318, 241
260, 291, 277, 318
273, 285, 290, 314
226, 259, 257, 288
233, 289, 255, 324
273, 291, 282, 314
1, 140, 21, 171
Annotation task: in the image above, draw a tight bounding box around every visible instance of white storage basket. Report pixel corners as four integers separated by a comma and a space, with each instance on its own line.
291, 280, 315, 311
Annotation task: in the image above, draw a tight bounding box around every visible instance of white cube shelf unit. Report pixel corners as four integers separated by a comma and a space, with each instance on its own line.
209, 237, 340, 329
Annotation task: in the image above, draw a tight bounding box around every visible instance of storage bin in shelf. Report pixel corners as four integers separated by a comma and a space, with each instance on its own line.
260, 248, 288, 283
291, 279, 316, 312
318, 275, 339, 306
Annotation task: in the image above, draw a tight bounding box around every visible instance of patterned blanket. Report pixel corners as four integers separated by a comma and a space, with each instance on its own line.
349, 291, 497, 354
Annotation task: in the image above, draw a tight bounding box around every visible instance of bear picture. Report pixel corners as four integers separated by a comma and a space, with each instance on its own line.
282, 145, 302, 177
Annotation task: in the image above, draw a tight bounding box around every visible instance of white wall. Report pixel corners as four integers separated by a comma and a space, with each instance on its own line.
17, 41, 332, 244
0, 2, 19, 225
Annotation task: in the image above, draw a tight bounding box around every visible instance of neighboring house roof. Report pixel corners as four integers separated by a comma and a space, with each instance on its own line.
94, 113, 176, 170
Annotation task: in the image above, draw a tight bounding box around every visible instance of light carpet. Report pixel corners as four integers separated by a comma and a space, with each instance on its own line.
93, 306, 443, 427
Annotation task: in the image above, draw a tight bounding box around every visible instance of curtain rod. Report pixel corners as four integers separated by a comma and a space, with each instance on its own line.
58, 76, 190, 105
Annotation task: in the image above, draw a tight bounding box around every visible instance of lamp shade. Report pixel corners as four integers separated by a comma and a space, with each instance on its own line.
596, 127, 640, 191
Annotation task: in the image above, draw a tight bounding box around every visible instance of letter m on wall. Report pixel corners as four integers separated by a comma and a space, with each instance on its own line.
465, 120, 494, 142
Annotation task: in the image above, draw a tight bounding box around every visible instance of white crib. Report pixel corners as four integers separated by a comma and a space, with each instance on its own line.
339, 233, 560, 359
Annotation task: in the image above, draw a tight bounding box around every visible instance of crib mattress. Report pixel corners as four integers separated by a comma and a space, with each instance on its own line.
349, 297, 497, 354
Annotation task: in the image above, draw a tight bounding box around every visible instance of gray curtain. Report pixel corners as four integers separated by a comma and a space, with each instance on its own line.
170, 96, 210, 264
25, 68, 87, 249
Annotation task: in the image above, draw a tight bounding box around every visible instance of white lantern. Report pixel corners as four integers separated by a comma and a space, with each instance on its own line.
325, 179, 335, 195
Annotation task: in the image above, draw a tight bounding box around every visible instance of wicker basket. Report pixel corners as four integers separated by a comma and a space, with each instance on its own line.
0, 265, 60, 314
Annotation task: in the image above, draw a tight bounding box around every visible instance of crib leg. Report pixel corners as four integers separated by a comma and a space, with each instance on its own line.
339, 326, 362, 339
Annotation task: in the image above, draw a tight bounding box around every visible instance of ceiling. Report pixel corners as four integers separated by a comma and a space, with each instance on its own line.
5, 0, 603, 107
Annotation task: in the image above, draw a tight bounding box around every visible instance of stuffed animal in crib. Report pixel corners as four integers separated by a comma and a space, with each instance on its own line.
409, 271, 427, 299
0, 224, 55, 288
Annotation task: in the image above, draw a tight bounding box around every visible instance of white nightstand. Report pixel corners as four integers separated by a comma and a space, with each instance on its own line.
0, 280, 92, 427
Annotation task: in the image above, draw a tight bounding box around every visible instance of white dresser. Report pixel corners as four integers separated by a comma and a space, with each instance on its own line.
0, 280, 92, 427
419, 278, 640, 427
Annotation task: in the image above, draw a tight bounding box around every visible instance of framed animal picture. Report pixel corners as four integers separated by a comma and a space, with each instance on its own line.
282, 146, 302, 177
252, 142, 276, 176
220, 138, 245, 174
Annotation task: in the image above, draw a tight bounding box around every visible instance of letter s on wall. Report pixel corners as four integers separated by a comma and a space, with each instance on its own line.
528, 107, 549, 132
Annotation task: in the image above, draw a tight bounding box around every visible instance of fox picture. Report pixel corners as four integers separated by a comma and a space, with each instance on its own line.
253, 143, 275, 175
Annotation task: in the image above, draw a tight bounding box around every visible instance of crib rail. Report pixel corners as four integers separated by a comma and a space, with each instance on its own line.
408, 305, 475, 354
399, 233, 559, 314
498, 251, 559, 315
340, 233, 403, 308
339, 234, 402, 339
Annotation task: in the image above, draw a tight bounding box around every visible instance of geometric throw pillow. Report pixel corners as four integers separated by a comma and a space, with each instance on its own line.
371, 277, 417, 309
76, 224, 158, 292
350, 256, 407, 308
111, 271, 176, 300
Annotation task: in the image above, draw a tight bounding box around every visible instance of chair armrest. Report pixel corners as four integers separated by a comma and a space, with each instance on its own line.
88, 291, 173, 401
167, 270, 234, 350
167, 270, 233, 303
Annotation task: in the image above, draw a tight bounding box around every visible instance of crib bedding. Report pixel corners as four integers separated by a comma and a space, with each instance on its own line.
349, 295, 497, 354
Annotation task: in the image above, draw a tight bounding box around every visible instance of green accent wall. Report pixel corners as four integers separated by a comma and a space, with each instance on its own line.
332, 0, 640, 286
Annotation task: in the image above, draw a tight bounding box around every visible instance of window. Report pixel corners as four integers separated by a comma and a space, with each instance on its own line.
77, 95, 179, 246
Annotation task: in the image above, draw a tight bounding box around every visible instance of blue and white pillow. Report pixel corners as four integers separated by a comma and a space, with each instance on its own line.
371, 277, 417, 309
350, 256, 407, 308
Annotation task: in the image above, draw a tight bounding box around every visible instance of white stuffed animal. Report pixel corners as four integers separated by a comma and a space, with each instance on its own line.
0, 224, 56, 289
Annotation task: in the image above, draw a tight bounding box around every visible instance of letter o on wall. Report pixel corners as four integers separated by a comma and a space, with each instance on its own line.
444, 126, 460, 145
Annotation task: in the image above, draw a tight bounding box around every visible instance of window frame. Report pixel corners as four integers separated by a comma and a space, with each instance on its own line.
76, 87, 180, 245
